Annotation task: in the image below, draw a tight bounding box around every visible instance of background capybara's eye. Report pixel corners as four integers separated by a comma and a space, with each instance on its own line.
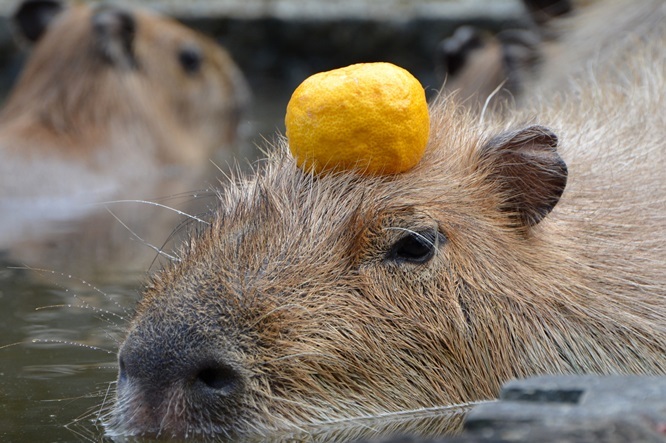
387, 229, 445, 264
178, 46, 202, 74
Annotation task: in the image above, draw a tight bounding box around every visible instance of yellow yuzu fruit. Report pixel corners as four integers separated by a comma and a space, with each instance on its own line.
285, 62, 430, 175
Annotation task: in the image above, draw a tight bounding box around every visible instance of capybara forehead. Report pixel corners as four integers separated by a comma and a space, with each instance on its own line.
215, 103, 490, 232
211, 162, 440, 252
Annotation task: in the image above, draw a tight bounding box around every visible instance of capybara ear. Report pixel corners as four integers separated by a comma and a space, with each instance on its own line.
480, 125, 567, 227
522, 0, 573, 27
437, 26, 483, 77
91, 7, 137, 69
13, 0, 64, 43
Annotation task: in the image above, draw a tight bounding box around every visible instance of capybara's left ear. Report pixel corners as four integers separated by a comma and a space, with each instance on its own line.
13, 0, 64, 43
480, 125, 567, 227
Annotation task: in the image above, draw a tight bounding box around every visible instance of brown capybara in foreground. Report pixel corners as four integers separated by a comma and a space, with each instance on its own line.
107, 0, 665, 439
0, 0, 248, 202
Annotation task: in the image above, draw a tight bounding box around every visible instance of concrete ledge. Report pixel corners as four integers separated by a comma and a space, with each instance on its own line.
367, 376, 666, 443
461, 375, 666, 442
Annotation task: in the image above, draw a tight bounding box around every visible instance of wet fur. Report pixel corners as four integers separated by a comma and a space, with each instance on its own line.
109, 0, 666, 439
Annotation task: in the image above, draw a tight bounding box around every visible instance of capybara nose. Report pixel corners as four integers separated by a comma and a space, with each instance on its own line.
110, 326, 249, 437
118, 351, 242, 397
116, 330, 244, 408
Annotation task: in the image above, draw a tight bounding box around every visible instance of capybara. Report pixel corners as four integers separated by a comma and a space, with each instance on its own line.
0, 0, 249, 276
0, 0, 249, 202
438, 25, 542, 108
438, 0, 572, 108
107, 0, 666, 439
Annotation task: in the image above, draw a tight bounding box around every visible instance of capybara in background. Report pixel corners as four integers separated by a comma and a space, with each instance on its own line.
438, 23, 547, 109
0, 0, 249, 274
0, 0, 249, 203
437, 0, 572, 108
108, 0, 665, 439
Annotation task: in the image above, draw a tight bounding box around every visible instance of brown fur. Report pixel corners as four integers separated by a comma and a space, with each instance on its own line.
437, 0, 564, 108
526, 0, 665, 95
108, 0, 666, 439
0, 1, 249, 200
440, 0, 640, 109
439, 27, 514, 108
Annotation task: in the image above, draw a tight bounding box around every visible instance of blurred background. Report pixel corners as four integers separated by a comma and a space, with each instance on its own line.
0, 0, 528, 98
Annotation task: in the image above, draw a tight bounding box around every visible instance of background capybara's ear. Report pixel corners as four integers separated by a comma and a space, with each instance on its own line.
437, 26, 483, 77
13, 0, 64, 43
522, 0, 573, 27
480, 125, 567, 227
92, 7, 137, 69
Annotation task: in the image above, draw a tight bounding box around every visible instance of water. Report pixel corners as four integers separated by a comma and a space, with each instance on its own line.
0, 267, 131, 442
0, 85, 468, 442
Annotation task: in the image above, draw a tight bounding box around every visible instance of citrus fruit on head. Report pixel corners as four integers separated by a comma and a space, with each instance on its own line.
285, 62, 430, 175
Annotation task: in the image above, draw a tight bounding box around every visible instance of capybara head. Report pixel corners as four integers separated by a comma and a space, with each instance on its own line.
4, 0, 249, 164
107, 0, 666, 437
106, 92, 665, 439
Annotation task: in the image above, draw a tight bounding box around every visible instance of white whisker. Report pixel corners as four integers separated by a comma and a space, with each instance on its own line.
479, 78, 507, 125
8, 265, 133, 316
35, 303, 126, 323
104, 208, 181, 263
31, 338, 115, 355
97, 199, 210, 225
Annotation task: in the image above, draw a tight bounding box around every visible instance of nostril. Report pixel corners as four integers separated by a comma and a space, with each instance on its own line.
196, 364, 241, 396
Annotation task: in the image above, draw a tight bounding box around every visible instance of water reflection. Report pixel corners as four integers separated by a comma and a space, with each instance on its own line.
103, 407, 469, 443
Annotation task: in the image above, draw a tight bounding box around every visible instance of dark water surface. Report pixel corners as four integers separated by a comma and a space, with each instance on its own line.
0, 266, 132, 442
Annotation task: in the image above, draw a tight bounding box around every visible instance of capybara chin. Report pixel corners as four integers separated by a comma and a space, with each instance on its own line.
0, 0, 249, 201
107, 0, 665, 439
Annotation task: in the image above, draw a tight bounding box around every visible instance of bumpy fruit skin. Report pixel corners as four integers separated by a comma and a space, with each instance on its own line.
285, 62, 430, 175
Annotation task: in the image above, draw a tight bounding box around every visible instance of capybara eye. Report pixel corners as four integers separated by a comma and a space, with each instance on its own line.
387, 229, 444, 264
179, 46, 203, 74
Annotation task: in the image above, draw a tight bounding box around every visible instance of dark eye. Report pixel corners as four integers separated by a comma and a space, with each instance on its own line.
178, 46, 202, 74
386, 229, 445, 264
